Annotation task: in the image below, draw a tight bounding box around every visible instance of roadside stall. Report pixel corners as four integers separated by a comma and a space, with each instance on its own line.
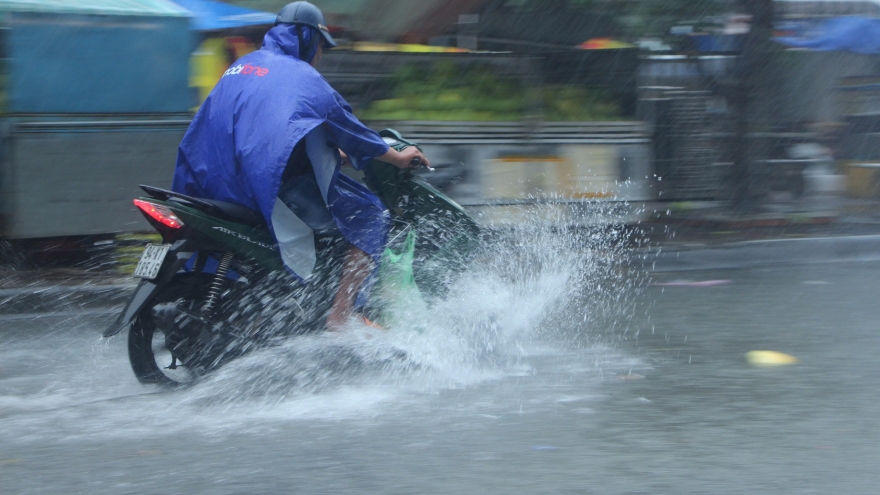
777, 16, 880, 200
0, 0, 276, 242
0, 0, 194, 240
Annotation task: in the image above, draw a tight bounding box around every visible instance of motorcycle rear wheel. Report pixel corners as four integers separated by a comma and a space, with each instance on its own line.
128, 273, 217, 387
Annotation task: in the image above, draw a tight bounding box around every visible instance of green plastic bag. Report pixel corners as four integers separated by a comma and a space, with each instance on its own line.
375, 230, 427, 330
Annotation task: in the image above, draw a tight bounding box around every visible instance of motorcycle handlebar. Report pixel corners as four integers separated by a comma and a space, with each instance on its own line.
410, 156, 434, 172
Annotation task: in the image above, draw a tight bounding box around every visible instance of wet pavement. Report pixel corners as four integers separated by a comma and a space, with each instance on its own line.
2, 226, 880, 493
3, 195, 880, 493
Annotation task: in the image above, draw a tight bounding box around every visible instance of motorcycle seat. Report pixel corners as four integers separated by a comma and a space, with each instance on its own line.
198, 198, 265, 225
140, 184, 265, 225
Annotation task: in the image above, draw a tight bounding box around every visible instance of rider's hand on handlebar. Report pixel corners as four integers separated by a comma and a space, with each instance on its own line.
375, 145, 431, 170
395, 146, 430, 170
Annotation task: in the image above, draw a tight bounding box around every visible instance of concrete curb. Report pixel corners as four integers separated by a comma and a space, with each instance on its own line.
641, 235, 880, 272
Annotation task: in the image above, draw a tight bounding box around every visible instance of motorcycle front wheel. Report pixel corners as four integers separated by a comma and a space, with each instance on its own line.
127, 273, 218, 387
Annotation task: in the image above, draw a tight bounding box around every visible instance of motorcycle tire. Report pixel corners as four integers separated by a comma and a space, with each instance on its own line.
128, 273, 220, 387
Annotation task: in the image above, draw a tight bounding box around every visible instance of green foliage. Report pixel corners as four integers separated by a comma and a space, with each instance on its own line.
540, 84, 621, 121
360, 61, 622, 122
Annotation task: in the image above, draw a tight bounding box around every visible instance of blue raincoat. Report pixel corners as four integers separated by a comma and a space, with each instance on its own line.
172, 24, 391, 279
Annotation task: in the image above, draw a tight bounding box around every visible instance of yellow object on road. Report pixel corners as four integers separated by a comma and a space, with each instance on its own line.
746, 350, 799, 366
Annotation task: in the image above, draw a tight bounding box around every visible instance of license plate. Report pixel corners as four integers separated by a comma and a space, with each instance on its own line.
133, 244, 170, 279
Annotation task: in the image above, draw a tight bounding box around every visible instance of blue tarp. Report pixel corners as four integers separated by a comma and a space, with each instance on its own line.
7, 11, 195, 113
171, 0, 275, 31
777, 16, 880, 54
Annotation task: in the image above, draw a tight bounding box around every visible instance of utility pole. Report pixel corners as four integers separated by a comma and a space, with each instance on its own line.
731, 0, 775, 213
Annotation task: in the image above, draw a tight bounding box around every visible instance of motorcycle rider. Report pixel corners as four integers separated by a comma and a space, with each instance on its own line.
172, 1, 429, 330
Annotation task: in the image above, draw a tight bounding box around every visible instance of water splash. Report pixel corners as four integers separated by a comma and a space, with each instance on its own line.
178, 197, 647, 407
0, 198, 648, 443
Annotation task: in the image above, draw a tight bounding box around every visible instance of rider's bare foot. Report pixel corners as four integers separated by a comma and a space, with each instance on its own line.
325, 245, 373, 332
326, 313, 383, 332
325, 311, 350, 332
359, 314, 384, 330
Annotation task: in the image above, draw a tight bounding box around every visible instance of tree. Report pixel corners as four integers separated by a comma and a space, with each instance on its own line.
730, 0, 776, 212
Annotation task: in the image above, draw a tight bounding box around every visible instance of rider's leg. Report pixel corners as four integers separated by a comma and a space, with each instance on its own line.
326, 244, 373, 330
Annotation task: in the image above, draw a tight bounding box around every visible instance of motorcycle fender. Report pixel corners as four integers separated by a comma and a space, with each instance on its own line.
102, 279, 159, 337
102, 247, 194, 338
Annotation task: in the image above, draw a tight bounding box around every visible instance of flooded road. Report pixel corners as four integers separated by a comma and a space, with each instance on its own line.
1, 259, 879, 494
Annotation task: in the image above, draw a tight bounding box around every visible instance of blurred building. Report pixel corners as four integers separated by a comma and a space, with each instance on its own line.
226, 0, 490, 43
229, 0, 622, 48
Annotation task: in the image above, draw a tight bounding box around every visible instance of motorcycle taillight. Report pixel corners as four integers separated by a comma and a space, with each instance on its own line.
133, 199, 185, 229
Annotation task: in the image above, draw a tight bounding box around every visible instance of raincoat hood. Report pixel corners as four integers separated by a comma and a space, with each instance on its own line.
262, 23, 320, 63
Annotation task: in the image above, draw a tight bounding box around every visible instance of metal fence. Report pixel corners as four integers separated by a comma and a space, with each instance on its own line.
647, 89, 733, 201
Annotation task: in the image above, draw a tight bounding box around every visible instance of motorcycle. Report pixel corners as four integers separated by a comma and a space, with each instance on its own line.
104, 129, 480, 386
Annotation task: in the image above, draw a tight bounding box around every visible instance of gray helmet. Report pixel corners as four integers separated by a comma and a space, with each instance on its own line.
276, 1, 337, 48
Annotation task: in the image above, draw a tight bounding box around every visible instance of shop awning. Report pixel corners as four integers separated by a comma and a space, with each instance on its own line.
0, 0, 188, 16
172, 0, 275, 31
